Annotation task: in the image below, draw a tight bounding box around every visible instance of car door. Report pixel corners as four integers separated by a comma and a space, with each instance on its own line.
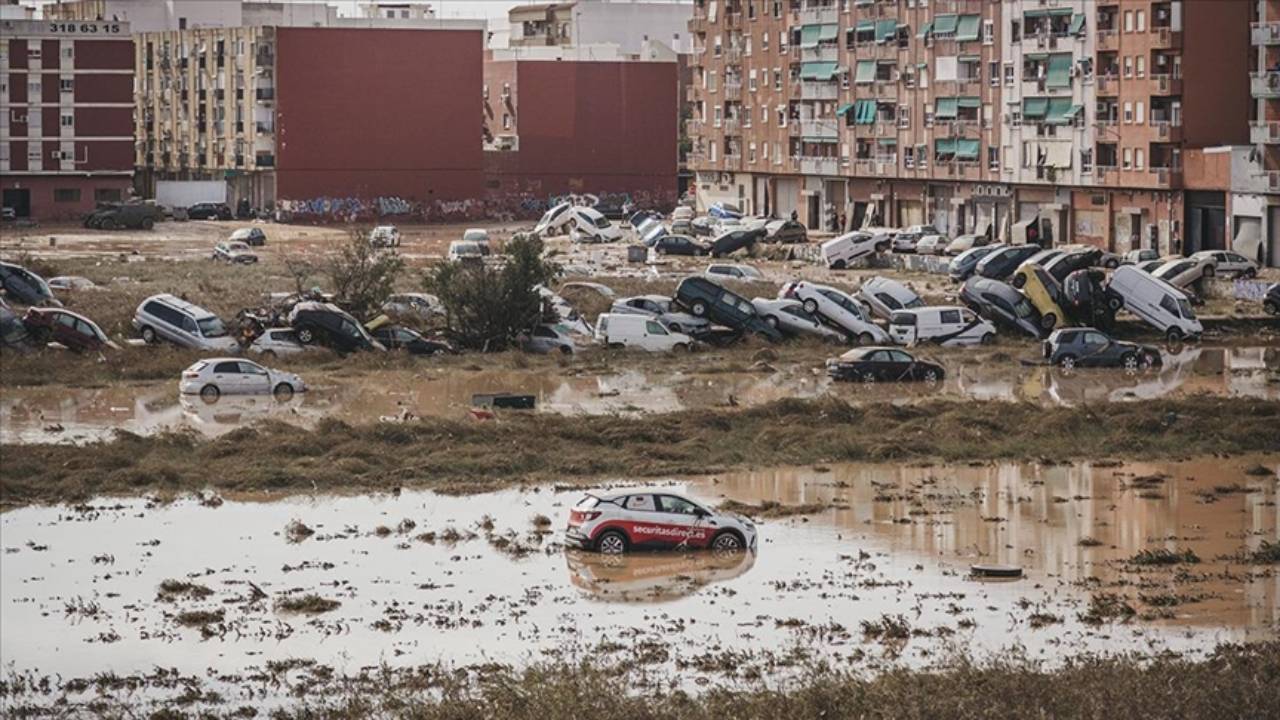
73, 318, 100, 351
886, 350, 916, 380
616, 493, 665, 548
934, 308, 963, 344
237, 361, 272, 393
211, 360, 244, 393
1077, 331, 1111, 367
645, 320, 673, 350
51, 312, 78, 348
653, 495, 713, 548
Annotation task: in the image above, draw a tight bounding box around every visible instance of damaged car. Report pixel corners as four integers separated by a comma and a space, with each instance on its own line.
1043, 327, 1162, 372
820, 230, 890, 269
1063, 268, 1122, 329
751, 298, 845, 342
779, 281, 889, 345
0, 262, 60, 307
652, 234, 710, 256
134, 294, 239, 351
212, 241, 259, 264
288, 302, 386, 352
1, 301, 34, 351
888, 306, 995, 347
594, 314, 694, 352
827, 346, 945, 384
371, 324, 456, 355
22, 307, 118, 352
710, 227, 767, 258
610, 295, 709, 336
948, 243, 1004, 283
180, 358, 305, 401
974, 244, 1043, 282
763, 219, 807, 244
564, 490, 756, 554
960, 276, 1045, 339
674, 277, 783, 342
857, 276, 925, 321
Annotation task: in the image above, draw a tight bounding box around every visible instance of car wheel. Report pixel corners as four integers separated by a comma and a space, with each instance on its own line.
765, 315, 779, 329
1011, 274, 1026, 289
199, 384, 220, 402
297, 328, 314, 344
802, 298, 818, 315
922, 368, 940, 384
1040, 313, 1057, 330
1121, 353, 1139, 374
559, 345, 573, 356
672, 343, 690, 353
1057, 355, 1077, 371
100, 218, 117, 230
1108, 296, 1123, 311
667, 322, 682, 333
260, 349, 276, 360
861, 371, 876, 384
858, 332, 874, 346
141, 217, 155, 230
596, 529, 628, 555
140, 326, 157, 344
1264, 300, 1279, 316
273, 383, 294, 400
1105, 259, 1119, 269
711, 531, 744, 553
1243, 268, 1257, 279
831, 259, 847, 270
1141, 351, 1158, 369
875, 242, 890, 253
690, 301, 708, 317
980, 332, 995, 345
1165, 327, 1183, 343
1203, 266, 1215, 278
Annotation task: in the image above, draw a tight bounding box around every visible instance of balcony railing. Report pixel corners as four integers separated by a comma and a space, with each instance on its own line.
723, 118, 741, 134
1267, 171, 1280, 190
1150, 73, 1181, 94
1252, 22, 1280, 45
1096, 29, 1118, 49
1252, 72, 1280, 98
1250, 121, 1280, 144
798, 156, 840, 175
1149, 165, 1182, 186
800, 81, 839, 100
1096, 75, 1118, 95
724, 82, 742, 99
1152, 27, 1178, 48
798, 118, 838, 138
801, 45, 839, 62
798, 5, 838, 24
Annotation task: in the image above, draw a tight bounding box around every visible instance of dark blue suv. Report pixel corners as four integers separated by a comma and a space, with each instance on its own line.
674, 277, 783, 342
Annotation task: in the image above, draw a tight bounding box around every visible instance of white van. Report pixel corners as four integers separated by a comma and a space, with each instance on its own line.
447, 240, 484, 263
462, 228, 491, 252
820, 230, 890, 269
594, 313, 694, 352
1108, 266, 1203, 341
888, 306, 996, 347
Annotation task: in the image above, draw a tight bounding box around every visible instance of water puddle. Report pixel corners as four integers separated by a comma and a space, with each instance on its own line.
3, 457, 1275, 702
3, 346, 1276, 444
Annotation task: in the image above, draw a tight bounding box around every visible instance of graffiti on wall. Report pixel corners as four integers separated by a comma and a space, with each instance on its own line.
277, 187, 679, 225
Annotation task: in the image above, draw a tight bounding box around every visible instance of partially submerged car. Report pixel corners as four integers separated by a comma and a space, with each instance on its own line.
763, 219, 807, 244
915, 234, 949, 255
710, 227, 766, 258
674, 276, 783, 341
83, 202, 163, 230
944, 233, 990, 256
610, 295, 709, 335
708, 202, 743, 220
594, 313, 694, 352
1043, 327, 1162, 372
891, 225, 939, 253
180, 358, 305, 400
751, 298, 845, 342
1041, 248, 1102, 284
47, 276, 100, 293
382, 292, 443, 320
888, 306, 995, 347
288, 301, 386, 352
960, 276, 1044, 338
0, 303, 33, 351
524, 323, 578, 354
821, 230, 889, 269
780, 281, 888, 345
229, 227, 267, 247
1265, 283, 1280, 315
1108, 266, 1202, 341
568, 207, 624, 243
186, 202, 233, 221
133, 293, 238, 351
371, 324, 455, 355
564, 490, 756, 554
0, 261, 60, 307
827, 346, 945, 384
1063, 268, 1122, 329
705, 263, 764, 282
21, 307, 118, 352
1152, 257, 1213, 291
212, 241, 259, 264
857, 276, 925, 321
247, 327, 314, 358
1123, 249, 1160, 265
447, 240, 485, 263
652, 234, 710, 256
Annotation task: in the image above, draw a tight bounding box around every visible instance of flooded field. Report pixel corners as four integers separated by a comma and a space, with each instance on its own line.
3, 345, 1275, 444
3, 456, 1275, 708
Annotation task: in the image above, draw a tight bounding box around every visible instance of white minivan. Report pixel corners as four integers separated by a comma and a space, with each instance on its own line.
888, 306, 996, 347
1108, 266, 1203, 341
594, 313, 694, 352
820, 230, 890, 269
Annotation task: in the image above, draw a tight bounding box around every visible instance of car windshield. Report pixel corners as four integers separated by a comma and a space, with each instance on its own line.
197, 316, 228, 337
454, 242, 481, 256
229, 242, 249, 251
1177, 298, 1195, 319
593, 216, 612, 229
904, 296, 925, 309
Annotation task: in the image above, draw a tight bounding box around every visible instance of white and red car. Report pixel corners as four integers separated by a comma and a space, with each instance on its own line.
565, 490, 757, 554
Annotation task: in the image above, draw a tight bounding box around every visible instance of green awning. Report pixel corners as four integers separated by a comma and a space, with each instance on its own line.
916, 21, 933, 38
1024, 9, 1047, 19
1045, 97, 1077, 125
935, 138, 957, 155
856, 19, 875, 32
855, 99, 877, 125
1048, 7, 1073, 16
933, 14, 958, 35
854, 0, 872, 5
955, 14, 980, 41
800, 61, 839, 80
854, 60, 876, 84
1023, 97, 1049, 118
835, 103, 856, 116
1046, 53, 1073, 88
877, 138, 897, 146
958, 54, 981, 62
819, 24, 839, 41
1025, 8, 1073, 19
1024, 52, 1049, 61
955, 139, 981, 160
1069, 13, 1086, 35
803, 136, 838, 144
957, 96, 981, 109
875, 19, 898, 42
935, 97, 959, 119
800, 24, 822, 48
916, 62, 928, 68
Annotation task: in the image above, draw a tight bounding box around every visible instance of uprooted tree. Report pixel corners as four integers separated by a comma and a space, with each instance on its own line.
284, 228, 405, 319
424, 234, 560, 351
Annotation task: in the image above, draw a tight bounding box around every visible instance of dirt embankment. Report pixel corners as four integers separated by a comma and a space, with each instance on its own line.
3, 397, 1277, 507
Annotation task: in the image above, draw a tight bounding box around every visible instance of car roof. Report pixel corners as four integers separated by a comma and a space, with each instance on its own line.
589, 489, 698, 502
144, 293, 217, 318
201, 356, 253, 364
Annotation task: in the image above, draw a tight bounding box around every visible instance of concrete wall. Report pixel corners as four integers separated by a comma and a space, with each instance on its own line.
273, 26, 485, 207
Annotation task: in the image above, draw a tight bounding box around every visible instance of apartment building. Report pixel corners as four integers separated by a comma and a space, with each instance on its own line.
688, 0, 1264, 260
1, 18, 135, 220
133, 16, 486, 211
508, 1, 694, 55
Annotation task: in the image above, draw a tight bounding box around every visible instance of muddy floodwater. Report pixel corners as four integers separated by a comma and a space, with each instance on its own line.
2, 457, 1276, 704
3, 345, 1276, 444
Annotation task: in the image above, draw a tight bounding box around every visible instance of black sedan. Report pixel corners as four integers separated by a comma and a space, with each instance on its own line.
187, 202, 233, 220
372, 325, 456, 355
653, 234, 710, 256
827, 346, 945, 384
711, 227, 767, 258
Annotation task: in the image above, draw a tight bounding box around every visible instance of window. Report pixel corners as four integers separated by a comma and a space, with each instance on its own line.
1136, 56, 1145, 78
94, 188, 122, 203
779, 30, 787, 54
1136, 10, 1146, 32
982, 19, 994, 45
749, 69, 757, 92
1124, 10, 1133, 32
1135, 101, 1144, 124
1135, 148, 1144, 170
239, 362, 267, 375
773, 68, 781, 90
646, 321, 668, 335
748, 142, 756, 163
761, 31, 769, 51
989, 61, 999, 87
625, 494, 656, 511
1123, 101, 1133, 123
657, 495, 702, 515
502, 114, 510, 130
1123, 56, 1132, 77
777, 106, 786, 127
213, 361, 239, 374
1003, 63, 1014, 86
53, 188, 81, 203
940, 309, 961, 324
60, 78, 74, 93
1123, 147, 1132, 169
60, 113, 74, 127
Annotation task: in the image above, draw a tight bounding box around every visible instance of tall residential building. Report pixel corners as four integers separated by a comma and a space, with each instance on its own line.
507, 0, 695, 55
1, 18, 135, 219
687, 0, 1267, 262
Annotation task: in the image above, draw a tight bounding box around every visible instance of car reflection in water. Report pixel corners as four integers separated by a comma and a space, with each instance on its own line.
178, 392, 311, 436
565, 547, 757, 603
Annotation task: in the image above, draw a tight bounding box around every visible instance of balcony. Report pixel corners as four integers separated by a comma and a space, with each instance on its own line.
798, 5, 838, 25
1151, 120, 1181, 141
801, 45, 839, 62
1251, 121, 1280, 144
798, 118, 838, 139
685, 85, 699, 102
1252, 72, 1280, 98
724, 46, 742, 64
798, 156, 840, 175
1150, 74, 1181, 94
723, 117, 741, 135
1151, 27, 1179, 48
1149, 165, 1182, 187
800, 81, 839, 100
255, 122, 273, 135
724, 82, 742, 99
255, 87, 275, 102
1266, 171, 1280, 191
1096, 29, 1118, 50
1252, 22, 1280, 45
1096, 75, 1119, 95
723, 153, 742, 168
871, 80, 898, 98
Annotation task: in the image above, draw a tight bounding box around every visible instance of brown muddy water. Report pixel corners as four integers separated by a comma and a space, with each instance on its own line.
2, 345, 1277, 445
2, 457, 1276, 704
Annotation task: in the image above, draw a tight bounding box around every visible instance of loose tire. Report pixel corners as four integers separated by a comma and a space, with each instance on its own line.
273, 383, 294, 400
711, 531, 744, 552
140, 326, 157, 344
596, 529, 628, 555
690, 301, 708, 317
199, 384, 220, 402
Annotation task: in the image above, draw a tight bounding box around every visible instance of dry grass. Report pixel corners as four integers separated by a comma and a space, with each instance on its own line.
2, 396, 1277, 507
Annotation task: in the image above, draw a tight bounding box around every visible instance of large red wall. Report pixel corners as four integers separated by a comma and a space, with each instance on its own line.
494, 60, 677, 202
273, 27, 484, 203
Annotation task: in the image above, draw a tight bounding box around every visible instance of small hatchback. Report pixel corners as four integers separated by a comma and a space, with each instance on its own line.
22, 307, 118, 352
565, 490, 757, 554
1042, 328, 1161, 372
180, 358, 305, 400
212, 241, 259, 264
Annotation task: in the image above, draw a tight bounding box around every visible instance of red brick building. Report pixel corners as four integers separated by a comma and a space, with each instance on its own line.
483, 54, 679, 210
2, 18, 135, 221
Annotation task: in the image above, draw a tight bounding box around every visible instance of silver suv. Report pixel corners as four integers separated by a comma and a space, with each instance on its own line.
132, 293, 238, 351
